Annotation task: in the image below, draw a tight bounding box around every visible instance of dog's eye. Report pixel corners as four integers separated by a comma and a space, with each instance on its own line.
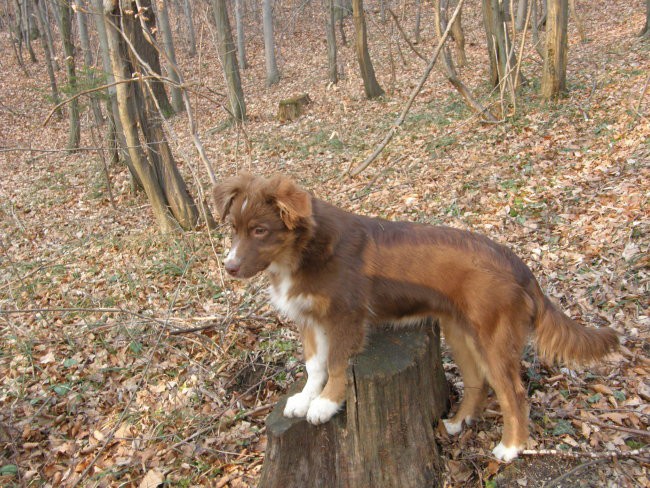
253, 227, 268, 237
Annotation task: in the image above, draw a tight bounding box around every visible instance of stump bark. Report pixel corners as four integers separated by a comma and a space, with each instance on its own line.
277, 94, 311, 122
259, 319, 449, 488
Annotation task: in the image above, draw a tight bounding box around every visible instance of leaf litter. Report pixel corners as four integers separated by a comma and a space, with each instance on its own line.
0, 0, 648, 486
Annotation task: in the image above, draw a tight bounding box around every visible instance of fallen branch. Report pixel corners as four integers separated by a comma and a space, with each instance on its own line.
522, 446, 649, 460
349, 0, 464, 177
542, 459, 605, 488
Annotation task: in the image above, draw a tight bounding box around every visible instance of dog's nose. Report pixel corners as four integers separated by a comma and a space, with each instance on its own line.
224, 260, 241, 276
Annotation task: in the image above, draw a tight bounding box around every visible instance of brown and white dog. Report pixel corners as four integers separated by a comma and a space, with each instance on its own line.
213, 173, 618, 462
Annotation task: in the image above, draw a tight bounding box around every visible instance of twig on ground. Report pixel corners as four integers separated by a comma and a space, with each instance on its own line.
542, 459, 606, 488
522, 446, 649, 460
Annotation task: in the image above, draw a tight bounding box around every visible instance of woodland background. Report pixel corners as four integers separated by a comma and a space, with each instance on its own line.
0, 0, 649, 486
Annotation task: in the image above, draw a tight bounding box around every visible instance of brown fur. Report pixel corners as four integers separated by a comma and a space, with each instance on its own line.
213, 173, 619, 456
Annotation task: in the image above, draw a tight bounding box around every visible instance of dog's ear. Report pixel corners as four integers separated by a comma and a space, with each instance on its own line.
268, 176, 313, 230
212, 173, 253, 221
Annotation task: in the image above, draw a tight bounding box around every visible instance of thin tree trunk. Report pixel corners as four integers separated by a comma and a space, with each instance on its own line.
20, 0, 38, 62
157, 0, 183, 112
235, 0, 247, 69
482, 0, 519, 89
211, 0, 246, 121
36, 0, 58, 70
75, 0, 105, 125
182, 0, 197, 56
541, 0, 568, 98
263, 0, 280, 85
326, 0, 338, 84
105, 0, 199, 231
58, 0, 81, 151
641, 0, 650, 36
569, 0, 585, 42
515, 0, 528, 31
352, 0, 384, 99
414, 0, 421, 44
91, 0, 135, 174
434, 0, 496, 121
34, 0, 59, 109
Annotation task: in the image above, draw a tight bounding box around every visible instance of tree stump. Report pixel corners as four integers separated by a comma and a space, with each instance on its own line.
277, 94, 311, 122
259, 319, 449, 488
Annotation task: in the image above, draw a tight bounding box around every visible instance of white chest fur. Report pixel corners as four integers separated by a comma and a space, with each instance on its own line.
268, 267, 315, 326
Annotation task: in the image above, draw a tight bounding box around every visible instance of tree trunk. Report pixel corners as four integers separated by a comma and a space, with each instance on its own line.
414, 0, 421, 43
182, 0, 197, 56
259, 320, 448, 488
326, 0, 338, 84
91, 0, 135, 173
435, 0, 496, 121
263, 0, 280, 85
445, 0, 466, 67
58, 0, 81, 151
482, 0, 519, 88
157, 0, 184, 113
75, 0, 105, 125
515, 0, 528, 31
541, 0, 568, 99
36, 0, 59, 70
235, 0, 247, 69
641, 0, 650, 36
105, 0, 200, 231
211, 0, 246, 121
34, 0, 59, 110
352, 0, 384, 99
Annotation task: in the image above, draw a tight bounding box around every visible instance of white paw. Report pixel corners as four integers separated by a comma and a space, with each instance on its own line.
283, 392, 312, 418
492, 442, 521, 462
305, 397, 342, 425
442, 419, 463, 435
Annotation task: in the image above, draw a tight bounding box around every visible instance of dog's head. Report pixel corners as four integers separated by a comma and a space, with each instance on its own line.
212, 173, 314, 278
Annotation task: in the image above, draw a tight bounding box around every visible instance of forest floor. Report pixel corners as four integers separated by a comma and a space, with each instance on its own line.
1, 0, 649, 486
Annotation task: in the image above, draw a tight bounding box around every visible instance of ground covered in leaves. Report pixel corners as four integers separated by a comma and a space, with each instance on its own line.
1, 0, 649, 486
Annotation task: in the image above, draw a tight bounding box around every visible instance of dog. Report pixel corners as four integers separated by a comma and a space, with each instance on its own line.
212, 173, 618, 462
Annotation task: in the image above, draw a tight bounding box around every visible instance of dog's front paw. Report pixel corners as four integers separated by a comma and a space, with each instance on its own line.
305, 397, 342, 425
283, 392, 312, 418
492, 442, 521, 462
442, 419, 463, 435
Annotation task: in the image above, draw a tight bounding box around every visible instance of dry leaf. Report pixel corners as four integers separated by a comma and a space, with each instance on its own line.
139, 468, 164, 488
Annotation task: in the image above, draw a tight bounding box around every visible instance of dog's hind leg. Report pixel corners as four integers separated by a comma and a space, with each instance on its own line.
442, 322, 488, 435
482, 323, 529, 462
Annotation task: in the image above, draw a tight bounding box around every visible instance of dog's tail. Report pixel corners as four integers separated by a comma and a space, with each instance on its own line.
533, 295, 619, 365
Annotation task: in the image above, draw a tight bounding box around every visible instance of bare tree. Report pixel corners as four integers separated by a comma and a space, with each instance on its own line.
104, 0, 200, 231
263, 0, 280, 85
326, 0, 338, 84
515, 0, 528, 31
235, 0, 248, 69
182, 0, 197, 56
541, 0, 568, 98
352, 0, 384, 98
75, 0, 105, 124
34, 0, 59, 109
211, 0, 246, 121
156, 0, 183, 112
640, 0, 649, 37
482, 0, 520, 89
58, 0, 81, 151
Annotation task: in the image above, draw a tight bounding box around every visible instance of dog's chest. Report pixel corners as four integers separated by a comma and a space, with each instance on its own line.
268, 273, 315, 325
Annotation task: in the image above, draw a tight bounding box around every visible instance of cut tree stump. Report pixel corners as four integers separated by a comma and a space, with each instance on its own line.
277, 94, 311, 122
259, 319, 449, 488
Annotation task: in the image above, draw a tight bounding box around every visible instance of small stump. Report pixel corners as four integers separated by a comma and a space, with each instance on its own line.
277, 94, 311, 122
259, 319, 449, 488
